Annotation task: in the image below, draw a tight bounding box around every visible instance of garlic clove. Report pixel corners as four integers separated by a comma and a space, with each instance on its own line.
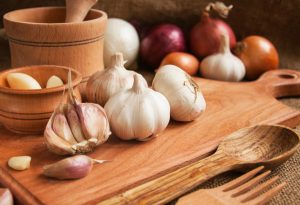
43, 155, 93, 180
65, 104, 86, 142
0, 188, 13, 205
8, 156, 31, 171
44, 114, 76, 155
6, 72, 41, 90
52, 107, 77, 144
75, 103, 110, 142
46, 75, 64, 88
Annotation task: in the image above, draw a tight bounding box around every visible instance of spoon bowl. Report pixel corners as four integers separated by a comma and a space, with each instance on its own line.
219, 124, 300, 169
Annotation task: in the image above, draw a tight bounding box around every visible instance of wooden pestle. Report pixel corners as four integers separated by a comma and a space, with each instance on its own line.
65, 0, 98, 23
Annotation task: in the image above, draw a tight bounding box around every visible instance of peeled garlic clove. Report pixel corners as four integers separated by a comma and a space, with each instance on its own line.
44, 113, 76, 155
46, 75, 64, 88
0, 188, 13, 205
153, 65, 206, 122
8, 156, 31, 171
65, 104, 86, 142
43, 155, 94, 180
6, 72, 41, 90
75, 103, 110, 142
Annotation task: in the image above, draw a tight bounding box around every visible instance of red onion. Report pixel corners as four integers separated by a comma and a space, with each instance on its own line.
190, 3, 236, 58
140, 24, 186, 69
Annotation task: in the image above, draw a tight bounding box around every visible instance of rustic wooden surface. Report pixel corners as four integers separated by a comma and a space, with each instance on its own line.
1, 65, 300, 204
0, 1, 300, 204
99, 125, 299, 205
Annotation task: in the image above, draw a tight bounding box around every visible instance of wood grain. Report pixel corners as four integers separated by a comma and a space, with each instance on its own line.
99, 125, 299, 205
1, 69, 300, 205
3, 7, 107, 94
0, 65, 82, 134
176, 166, 286, 205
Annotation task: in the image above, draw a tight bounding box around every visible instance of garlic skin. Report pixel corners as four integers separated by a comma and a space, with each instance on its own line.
43, 155, 93, 180
200, 33, 245, 82
0, 188, 13, 205
87, 53, 139, 106
44, 71, 111, 155
104, 74, 170, 141
153, 65, 206, 122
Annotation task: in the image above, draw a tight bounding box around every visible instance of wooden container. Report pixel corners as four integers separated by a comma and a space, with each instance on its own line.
0, 65, 82, 135
3, 7, 107, 93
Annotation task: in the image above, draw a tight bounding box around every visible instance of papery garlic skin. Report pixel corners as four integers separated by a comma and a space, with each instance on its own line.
43, 155, 93, 180
86, 53, 137, 106
153, 65, 206, 122
104, 74, 170, 141
0, 188, 13, 205
45, 103, 110, 155
44, 71, 111, 156
200, 33, 245, 82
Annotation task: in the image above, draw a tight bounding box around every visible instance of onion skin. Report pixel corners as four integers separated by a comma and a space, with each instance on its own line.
190, 12, 236, 58
234, 35, 279, 80
140, 24, 186, 69
160, 52, 199, 76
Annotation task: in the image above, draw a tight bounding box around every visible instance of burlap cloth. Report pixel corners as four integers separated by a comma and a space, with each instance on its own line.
0, 0, 299, 204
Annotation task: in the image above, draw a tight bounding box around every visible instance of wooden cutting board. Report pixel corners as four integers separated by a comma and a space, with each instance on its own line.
1, 69, 300, 205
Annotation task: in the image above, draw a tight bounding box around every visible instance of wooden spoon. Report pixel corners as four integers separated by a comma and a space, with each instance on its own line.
65, 0, 98, 23
99, 124, 300, 204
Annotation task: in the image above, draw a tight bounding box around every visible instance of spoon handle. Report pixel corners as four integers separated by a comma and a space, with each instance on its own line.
65, 0, 98, 23
98, 152, 239, 205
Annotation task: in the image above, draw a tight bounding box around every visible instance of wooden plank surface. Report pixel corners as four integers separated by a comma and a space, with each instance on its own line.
1, 69, 300, 205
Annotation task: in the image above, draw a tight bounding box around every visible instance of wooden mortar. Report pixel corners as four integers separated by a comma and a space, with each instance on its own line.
3, 7, 107, 95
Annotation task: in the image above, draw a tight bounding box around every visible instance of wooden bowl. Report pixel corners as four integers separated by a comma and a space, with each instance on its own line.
3, 7, 107, 95
0, 65, 82, 135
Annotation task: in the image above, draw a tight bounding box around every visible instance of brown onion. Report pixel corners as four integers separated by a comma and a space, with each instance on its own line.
160, 52, 199, 76
234, 35, 279, 80
140, 24, 186, 69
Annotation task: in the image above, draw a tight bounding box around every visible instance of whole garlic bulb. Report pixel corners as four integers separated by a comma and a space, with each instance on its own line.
44, 71, 111, 155
152, 65, 206, 122
86, 53, 137, 106
200, 33, 245, 81
104, 74, 170, 141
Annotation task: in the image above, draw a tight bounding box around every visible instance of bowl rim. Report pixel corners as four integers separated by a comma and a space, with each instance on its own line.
0, 65, 82, 95
3, 7, 107, 26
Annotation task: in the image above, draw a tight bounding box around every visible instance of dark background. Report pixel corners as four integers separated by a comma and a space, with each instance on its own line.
0, 0, 300, 68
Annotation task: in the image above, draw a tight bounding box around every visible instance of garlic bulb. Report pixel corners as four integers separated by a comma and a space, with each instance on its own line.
152, 65, 206, 122
44, 71, 111, 155
86, 53, 140, 106
200, 33, 245, 81
104, 74, 170, 141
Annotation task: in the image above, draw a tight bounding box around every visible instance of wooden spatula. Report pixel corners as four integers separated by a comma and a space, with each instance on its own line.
176, 166, 286, 205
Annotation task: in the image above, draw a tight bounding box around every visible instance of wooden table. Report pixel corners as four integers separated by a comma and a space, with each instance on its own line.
0, 30, 299, 205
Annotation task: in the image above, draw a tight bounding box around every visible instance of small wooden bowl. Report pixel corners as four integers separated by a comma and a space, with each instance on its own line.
0, 65, 82, 135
